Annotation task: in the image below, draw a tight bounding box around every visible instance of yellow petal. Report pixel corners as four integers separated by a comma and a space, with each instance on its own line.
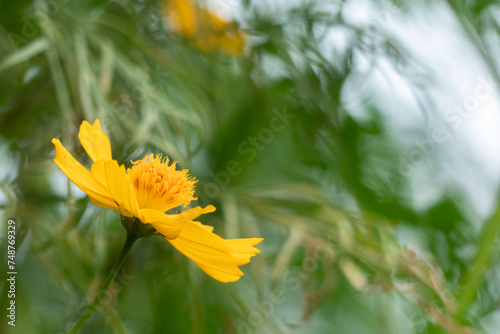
140, 208, 181, 239
191, 221, 214, 232
78, 119, 112, 162
88, 160, 118, 210
164, 0, 244, 56
103, 160, 140, 217
168, 205, 216, 225
52, 138, 117, 207
164, 0, 197, 37
225, 238, 263, 259
89, 196, 119, 210
168, 222, 262, 282
90, 159, 108, 187
197, 31, 244, 56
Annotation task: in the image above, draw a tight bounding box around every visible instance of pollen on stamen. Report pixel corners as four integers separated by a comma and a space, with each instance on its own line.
128, 154, 197, 212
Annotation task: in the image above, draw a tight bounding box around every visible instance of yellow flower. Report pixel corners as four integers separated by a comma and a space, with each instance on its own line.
163, 0, 245, 56
52, 119, 262, 282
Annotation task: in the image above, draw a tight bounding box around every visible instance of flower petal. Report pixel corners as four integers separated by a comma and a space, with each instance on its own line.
52, 138, 117, 207
89, 196, 119, 210
167, 222, 262, 282
140, 208, 181, 240
78, 119, 112, 162
197, 31, 244, 56
88, 160, 118, 210
90, 159, 109, 187
191, 221, 214, 232
225, 238, 263, 259
168, 205, 216, 225
164, 0, 197, 37
103, 160, 140, 217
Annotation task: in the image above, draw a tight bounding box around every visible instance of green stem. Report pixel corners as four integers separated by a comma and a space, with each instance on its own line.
456, 200, 500, 317
67, 231, 139, 334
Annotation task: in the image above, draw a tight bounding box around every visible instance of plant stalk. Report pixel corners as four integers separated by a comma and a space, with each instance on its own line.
456, 200, 500, 317
67, 231, 139, 334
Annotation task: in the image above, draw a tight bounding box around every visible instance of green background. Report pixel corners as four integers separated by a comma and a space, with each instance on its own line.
1, 0, 500, 333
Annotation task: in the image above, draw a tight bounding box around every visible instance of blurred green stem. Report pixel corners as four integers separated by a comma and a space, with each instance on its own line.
67, 231, 139, 334
456, 200, 500, 317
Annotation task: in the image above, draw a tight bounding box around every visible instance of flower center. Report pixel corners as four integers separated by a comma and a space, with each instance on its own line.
128, 154, 197, 212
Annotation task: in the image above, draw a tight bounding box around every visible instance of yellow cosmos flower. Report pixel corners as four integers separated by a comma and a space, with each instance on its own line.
163, 0, 245, 56
52, 119, 262, 282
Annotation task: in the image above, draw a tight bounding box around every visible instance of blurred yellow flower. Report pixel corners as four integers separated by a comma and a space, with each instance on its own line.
163, 0, 245, 56
52, 119, 262, 282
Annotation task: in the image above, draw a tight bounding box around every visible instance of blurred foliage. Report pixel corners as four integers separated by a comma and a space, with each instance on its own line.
1, 0, 500, 333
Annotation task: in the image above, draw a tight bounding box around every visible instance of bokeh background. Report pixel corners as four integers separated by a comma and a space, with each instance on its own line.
1, 0, 500, 333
